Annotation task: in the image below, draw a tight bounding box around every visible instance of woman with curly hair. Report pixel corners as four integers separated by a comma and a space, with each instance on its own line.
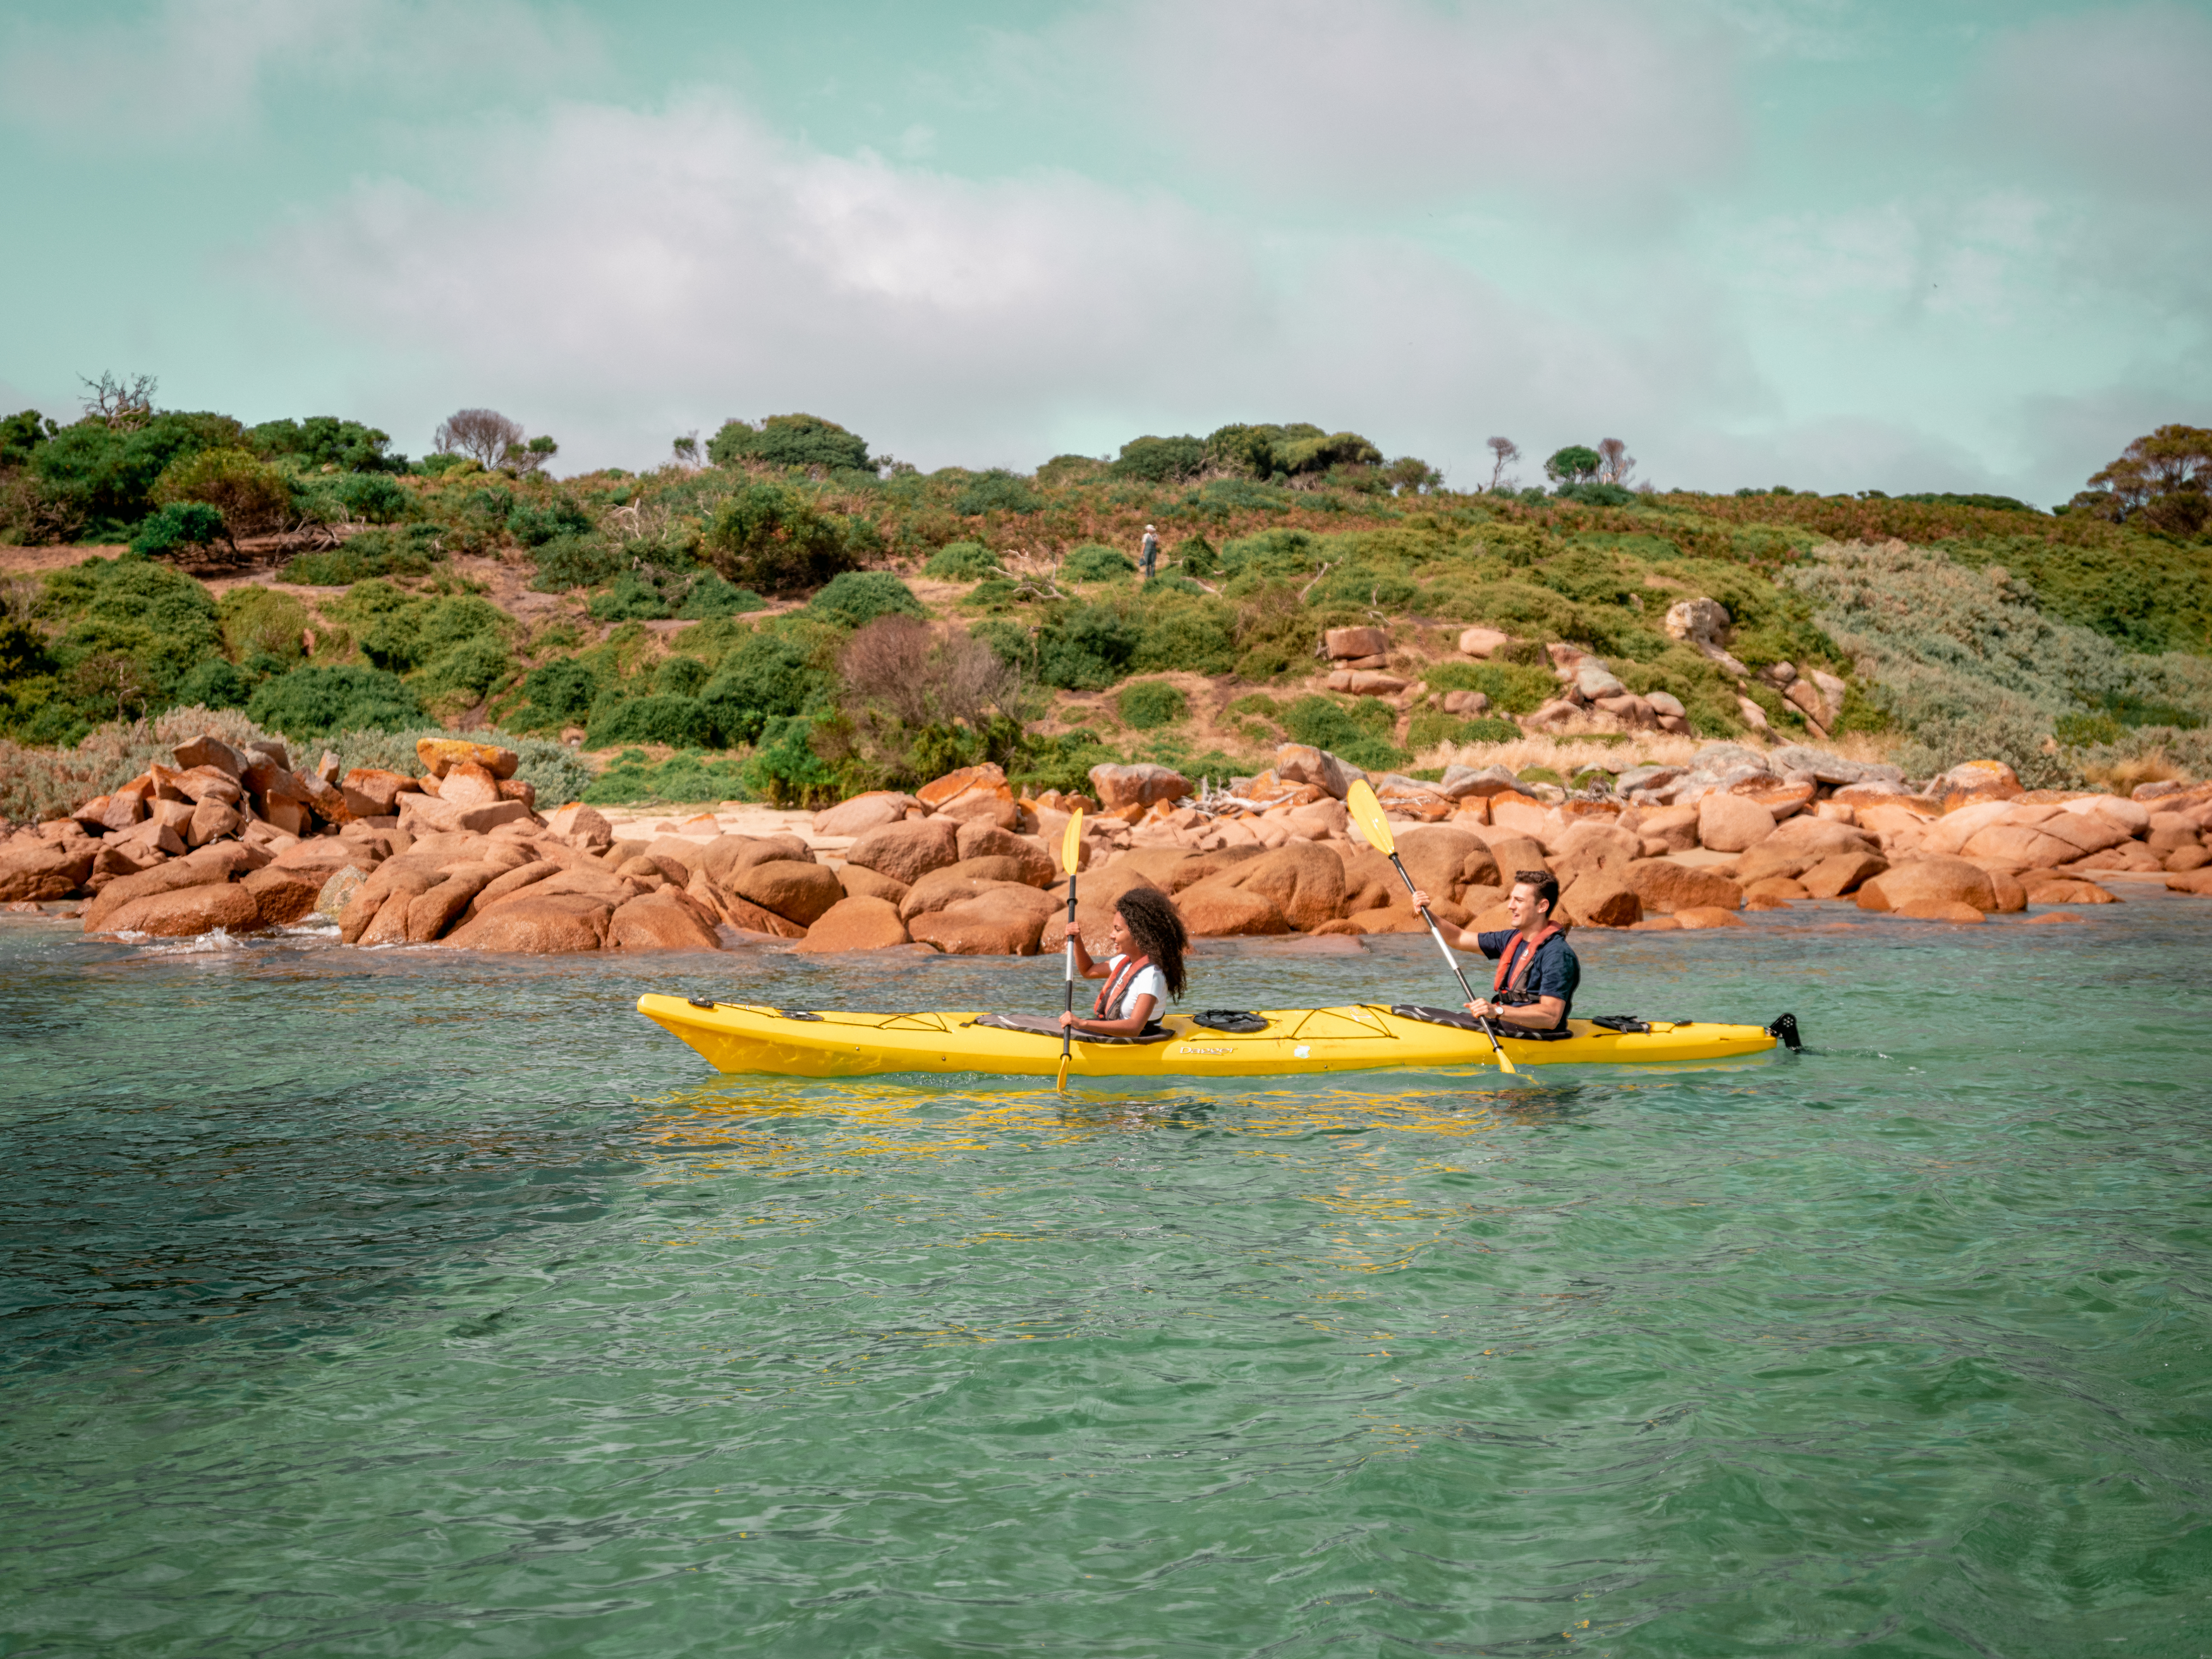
1057, 887, 1189, 1038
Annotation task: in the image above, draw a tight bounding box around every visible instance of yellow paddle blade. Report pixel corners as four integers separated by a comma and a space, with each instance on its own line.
1055, 1052, 1070, 1091
1060, 806, 1085, 875
1346, 779, 1394, 856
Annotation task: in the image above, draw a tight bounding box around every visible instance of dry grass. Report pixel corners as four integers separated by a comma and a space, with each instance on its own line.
1417, 726, 1902, 776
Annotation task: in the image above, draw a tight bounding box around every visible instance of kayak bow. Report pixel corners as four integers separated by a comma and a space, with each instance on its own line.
637, 994, 1789, 1079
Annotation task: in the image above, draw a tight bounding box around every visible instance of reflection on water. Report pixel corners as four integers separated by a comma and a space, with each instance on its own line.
3, 902, 2209, 1657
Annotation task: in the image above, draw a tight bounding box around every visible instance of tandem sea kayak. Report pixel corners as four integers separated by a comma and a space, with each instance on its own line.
637, 994, 1801, 1080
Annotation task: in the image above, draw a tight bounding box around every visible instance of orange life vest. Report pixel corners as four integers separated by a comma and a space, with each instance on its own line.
1492, 925, 1562, 999
1095, 954, 1155, 1020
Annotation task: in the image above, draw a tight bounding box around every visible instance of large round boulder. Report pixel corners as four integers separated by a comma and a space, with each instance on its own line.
844, 817, 961, 887
729, 860, 846, 928
1857, 856, 2000, 914
1698, 792, 1777, 853
795, 895, 911, 952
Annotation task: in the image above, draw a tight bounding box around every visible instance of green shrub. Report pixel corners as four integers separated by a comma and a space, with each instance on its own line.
806, 570, 923, 629
676, 573, 763, 619
173, 657, 253, 710
217, 586, 312, 665
1422, 658, 1557, 713
953, 470, 1043, 516
28, 411, 243, 534
699, 631, 817, 744
1064, 544, 1134, 582
504, 494, 592, 547
248, 416, 406, 473
1279, 694, 1406, 770
585, 693, 713, 749
1407, 710, 1519, 749
657, 655, 710, 697
1011, 729, 1119, 795
1176, 535, 1218, 578
281, 525, 444, 585
509, 659, 598, 730
581, 747, 755, 806
923, 540, 1001, 579
1118, 680, 1188, 730
702, 483, 860, 595
410, 636, 513, 712
246, 665, 423, 738
334, 473, 412, 522
708, 413, 871, 472
152, 446, 293, 534
588, 570, 672, 622
747, 714, 842, 806
356, 592, 506, 673
1036, 605, 1139, 690
1131, 595, 1238, 676
42, 552, 225, 693
532, 535, 624, 592
1112, 435, 1205, 483
131, 502, 228, 556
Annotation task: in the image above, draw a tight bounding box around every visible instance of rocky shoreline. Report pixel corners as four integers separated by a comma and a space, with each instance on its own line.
2, 727, 2209, 955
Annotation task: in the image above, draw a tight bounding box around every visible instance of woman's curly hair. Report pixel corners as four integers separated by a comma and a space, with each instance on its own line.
1114, 887, 1188, 1000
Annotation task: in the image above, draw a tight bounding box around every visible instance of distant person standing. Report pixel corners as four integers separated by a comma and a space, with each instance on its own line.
1139, 524, 1160, 580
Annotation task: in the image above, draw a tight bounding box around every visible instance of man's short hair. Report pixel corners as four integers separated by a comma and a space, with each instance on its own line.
1513, 870, 1560, 913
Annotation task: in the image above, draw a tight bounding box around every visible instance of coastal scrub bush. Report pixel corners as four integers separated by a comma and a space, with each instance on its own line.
506, 494, 592, 547
152, 446, 293, 535
334, 473, 412, 523
747, 714, 842, 806
1117, 680, 1187, 730
581, 747, 754, 806
1423, 659, 1557, 714
1407, 710, 1519, 750
217, 586, 312, 666
1035, 605, 1138, 690
953, 470, 1043, 516
356, 592, 507, 674
676, 573, 763, 619
806, 571, 924, 630
530, 534, 624, 592
130, 501, 228, 557
585, 693, 713, 750
508, 659, 599, 731
247, 416, 406, 473
246, 665, 423, 739
1279, 695, 1406, 771
1063, 544, 1134, 582
1011, 729, 1120, 796
702, 483, 859, 595
832, 616, 1024, 787
282, 525, 444, 585
698, 631, 819, 745
588, 570, 672, 622
26, 411, 243, 536
0, 704, 274, 823
1113, 435, 1205, 483
708, 413, 871, 473
924, 540, 1000, 579
1130, 594, 1238, 676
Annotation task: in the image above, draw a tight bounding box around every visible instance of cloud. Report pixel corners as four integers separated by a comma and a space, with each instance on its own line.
262, 92, 1758, 478
0, 0, 601, 146
1002, 0, 1743, 212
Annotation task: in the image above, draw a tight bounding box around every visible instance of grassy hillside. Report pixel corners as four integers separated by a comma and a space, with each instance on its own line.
4, 408, 2208, 816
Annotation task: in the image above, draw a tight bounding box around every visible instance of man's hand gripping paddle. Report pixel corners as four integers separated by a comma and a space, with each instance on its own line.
1057, 807, 1085, 1091
1346, 780, 1516, 1076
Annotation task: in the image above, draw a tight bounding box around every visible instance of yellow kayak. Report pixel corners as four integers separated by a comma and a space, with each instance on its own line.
636, 994, 1794, 1079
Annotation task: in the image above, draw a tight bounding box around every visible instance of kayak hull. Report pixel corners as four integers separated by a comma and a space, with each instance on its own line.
636, 994, 1780, 1079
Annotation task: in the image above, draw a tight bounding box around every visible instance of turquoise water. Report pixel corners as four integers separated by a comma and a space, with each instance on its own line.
4, 901, 2209, 1657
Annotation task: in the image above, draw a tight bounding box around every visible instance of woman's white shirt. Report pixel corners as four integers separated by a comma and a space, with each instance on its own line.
1102, 955, 1169, 1021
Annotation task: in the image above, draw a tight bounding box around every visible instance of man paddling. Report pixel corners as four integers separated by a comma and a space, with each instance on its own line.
1409, 870, 1579, 1031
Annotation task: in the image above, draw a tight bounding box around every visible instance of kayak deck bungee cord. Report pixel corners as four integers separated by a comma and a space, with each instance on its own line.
636, 993, 1801, 1079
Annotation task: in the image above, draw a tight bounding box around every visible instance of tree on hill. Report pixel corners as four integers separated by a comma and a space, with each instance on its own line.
80, 372, 157, 431
432, 408, 558, 477
1544, 444, 1601, 486
1201, 423, 1382, 483
2071, 425, 2212, 537
708, 413, 872, 473
1486, 436, 1520, 489
1596, 437, 1636, 487
1112, 434, 1205, 483
248, 416, 406, 473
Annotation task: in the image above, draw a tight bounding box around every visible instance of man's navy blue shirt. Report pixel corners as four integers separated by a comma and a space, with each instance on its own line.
1474, 930, 1579, 1023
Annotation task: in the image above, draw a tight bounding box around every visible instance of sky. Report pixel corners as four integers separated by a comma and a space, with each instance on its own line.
1, 0, 2206, 502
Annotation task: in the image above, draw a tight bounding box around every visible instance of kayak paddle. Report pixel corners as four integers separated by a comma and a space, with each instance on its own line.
1346, 779, 1516, 1076
1057, 806, 1084, 1091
